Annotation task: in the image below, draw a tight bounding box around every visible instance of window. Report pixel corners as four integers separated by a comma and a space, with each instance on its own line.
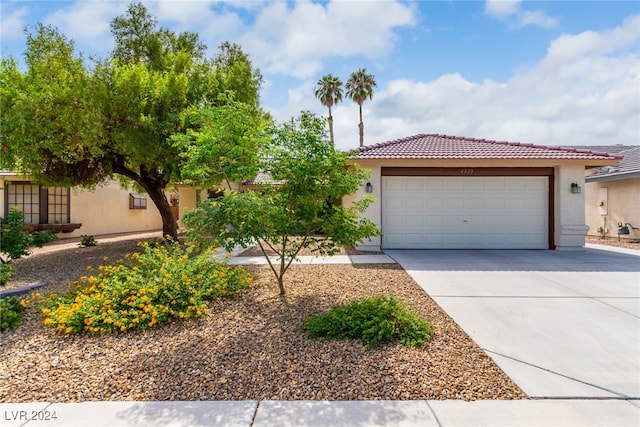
4, 182, 70, 224
129, 193, 147, 209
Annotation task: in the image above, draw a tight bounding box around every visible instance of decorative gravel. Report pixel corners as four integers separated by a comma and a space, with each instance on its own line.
0, 236, 528, 402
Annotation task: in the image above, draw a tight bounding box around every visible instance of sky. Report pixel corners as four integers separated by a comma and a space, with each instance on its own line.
1, 0, 639, 152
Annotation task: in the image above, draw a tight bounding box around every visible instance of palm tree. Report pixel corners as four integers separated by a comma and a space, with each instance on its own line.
346, 68, 377, 147
314, 74, 343, 146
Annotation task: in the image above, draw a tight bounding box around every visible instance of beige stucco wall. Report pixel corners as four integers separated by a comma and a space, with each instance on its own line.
346, 158, 616, 251
585, 178, 640, 241
67, 180, 163, 238
0, 175, 163, 238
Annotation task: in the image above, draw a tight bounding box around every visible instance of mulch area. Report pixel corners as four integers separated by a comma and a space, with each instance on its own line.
1, 236, 526, 402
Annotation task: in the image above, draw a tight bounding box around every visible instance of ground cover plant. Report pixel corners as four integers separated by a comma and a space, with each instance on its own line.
0, 296, 27, 330
301, 296, 433, 349
40, 241, 252, 334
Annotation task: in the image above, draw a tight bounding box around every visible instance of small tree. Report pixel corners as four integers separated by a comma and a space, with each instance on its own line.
184, 112, 381, 295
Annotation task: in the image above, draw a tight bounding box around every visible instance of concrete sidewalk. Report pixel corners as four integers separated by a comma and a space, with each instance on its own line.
2, 399, 639, 427
227, 254, 396, 265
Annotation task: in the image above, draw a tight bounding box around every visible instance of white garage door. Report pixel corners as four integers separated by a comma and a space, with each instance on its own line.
382, 176, 548, 249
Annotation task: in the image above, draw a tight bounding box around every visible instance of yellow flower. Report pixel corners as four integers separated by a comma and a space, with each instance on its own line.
64, 327, 73, 334
44, 318, 53, 325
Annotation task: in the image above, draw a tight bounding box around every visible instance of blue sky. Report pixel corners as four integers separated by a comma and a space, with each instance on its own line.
1, 0, 639, 152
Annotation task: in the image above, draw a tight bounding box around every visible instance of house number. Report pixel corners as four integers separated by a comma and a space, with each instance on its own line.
460, 169, 474, 175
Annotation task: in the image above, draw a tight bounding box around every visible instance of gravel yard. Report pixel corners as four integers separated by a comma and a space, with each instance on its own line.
0, 235, 528, 402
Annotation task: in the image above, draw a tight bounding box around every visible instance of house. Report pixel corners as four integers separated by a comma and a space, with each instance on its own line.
345, 134, 622, 251
0, 172, 163, 238
584, 146, 640, 241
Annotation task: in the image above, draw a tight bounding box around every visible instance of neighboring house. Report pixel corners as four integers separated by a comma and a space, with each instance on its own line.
0, 172, 163, 238
584, 146, 640, 241
345, 134, 621, 251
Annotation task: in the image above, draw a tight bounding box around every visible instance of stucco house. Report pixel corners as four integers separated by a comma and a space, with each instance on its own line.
0, 172, 163, 238
346, 134, 622, 251
584, 146, 640, 241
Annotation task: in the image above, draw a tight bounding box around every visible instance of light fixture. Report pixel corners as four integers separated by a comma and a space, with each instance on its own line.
365, 182, 373, 193
570, 182, 581, 194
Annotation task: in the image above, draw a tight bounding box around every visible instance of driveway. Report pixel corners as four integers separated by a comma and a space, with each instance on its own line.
385, 248, 640, 399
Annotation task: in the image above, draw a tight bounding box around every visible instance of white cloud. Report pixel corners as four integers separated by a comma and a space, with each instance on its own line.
485, 0, 521, 18
0, 5, 28, 42
239, 0, 416, 79
518, 10, 558, 29
44, 1, 129, 56
485, 0, 557, 29
301, 15, 640, 151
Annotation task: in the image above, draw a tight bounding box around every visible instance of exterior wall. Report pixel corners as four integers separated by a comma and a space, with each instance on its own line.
346, 159, 605, 251
0, 175, 163, 238
67, 180, 162, 238
585, 178, 640, 241
553, 164, 589, 250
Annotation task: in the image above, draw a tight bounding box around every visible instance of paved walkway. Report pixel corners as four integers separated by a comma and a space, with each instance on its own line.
2, 399, 639, 426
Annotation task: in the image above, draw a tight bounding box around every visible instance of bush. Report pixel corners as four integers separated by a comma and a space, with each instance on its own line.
0, 208, 57, 261
0, 263, 15, 286
0, 296, 26, 330
301, 296, 434, 349
79, 235, 97, 247
42, 241, 253, 334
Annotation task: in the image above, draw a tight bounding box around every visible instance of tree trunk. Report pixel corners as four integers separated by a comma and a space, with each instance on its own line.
328, 106, 335, 146
145, 183, 178, 241
276, 275, 286, 296
358, 103, 364, 147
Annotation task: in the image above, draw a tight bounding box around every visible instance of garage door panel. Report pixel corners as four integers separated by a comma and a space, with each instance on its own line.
382, 176, 548, 249
405, 198, 424, 210
445, 179, 464, 190
426, 198, 445, 209
405, 215, 424, 227
405, 179, 425, 191
445, 198, 465, 209
465, 179, 485, 191
467, 197, 486, 209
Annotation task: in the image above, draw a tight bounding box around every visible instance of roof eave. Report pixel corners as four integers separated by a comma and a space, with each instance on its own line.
586, 171, 640, 183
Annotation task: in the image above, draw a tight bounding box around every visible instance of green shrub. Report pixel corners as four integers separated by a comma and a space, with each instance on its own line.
42, 241, 253, 334
79, 235, 97, 247
32, 230, 57, 247
0, 296, 26, 330
0, 263, 15, 286
301, 296, 434, 349
0, 208, 57, 261
1, 208, 31, 260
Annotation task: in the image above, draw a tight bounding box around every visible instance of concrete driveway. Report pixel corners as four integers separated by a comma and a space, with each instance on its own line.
385, 248, 640, 400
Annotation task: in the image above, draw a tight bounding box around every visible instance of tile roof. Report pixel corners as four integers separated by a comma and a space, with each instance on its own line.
586, 146, 640, 181
243, 170, 283, 186
357, 134, 624, 160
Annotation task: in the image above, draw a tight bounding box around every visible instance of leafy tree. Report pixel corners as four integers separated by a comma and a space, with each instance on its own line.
346, 68, 377, 147
0, 3, 265, 240
314, 74, 343, 146
184, 112, 381, 296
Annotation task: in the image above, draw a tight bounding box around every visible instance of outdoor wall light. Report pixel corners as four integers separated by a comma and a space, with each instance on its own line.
570, 182, 581, 194
365, 182, 373, 193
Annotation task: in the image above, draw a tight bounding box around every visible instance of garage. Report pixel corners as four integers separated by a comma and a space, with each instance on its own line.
381, 174, 549, 249
353, 133, 622, 251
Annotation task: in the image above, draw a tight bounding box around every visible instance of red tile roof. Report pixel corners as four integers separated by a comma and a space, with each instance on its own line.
357, 134, 624, 160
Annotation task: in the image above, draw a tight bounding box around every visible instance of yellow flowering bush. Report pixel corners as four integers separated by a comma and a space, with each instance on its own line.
42, 241, 253, 334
